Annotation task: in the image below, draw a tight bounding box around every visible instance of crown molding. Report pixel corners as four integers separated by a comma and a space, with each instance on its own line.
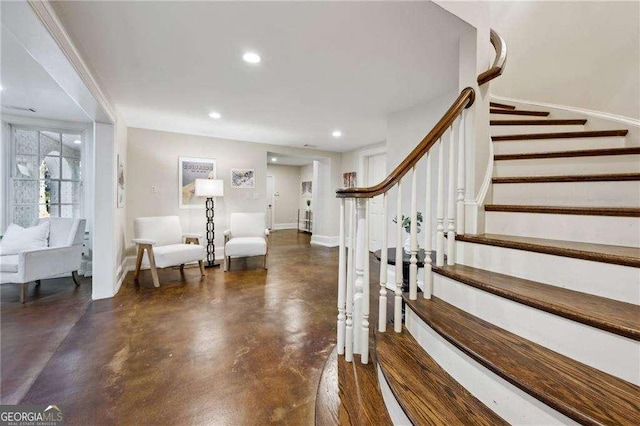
27, 0, 117, 124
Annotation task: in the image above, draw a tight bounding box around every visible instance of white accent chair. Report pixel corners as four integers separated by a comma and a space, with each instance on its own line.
0, 218, 86, 303
224, 213, 269, 272
132, 216, 206, 287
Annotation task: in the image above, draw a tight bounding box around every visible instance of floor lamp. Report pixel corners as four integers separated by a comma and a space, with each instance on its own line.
195, 178, 224, 268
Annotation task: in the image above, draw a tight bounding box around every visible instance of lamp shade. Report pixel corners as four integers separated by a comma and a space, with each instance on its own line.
195, 179, 224, 197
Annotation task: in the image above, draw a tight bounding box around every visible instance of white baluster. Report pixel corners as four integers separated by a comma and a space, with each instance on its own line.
337, 199, 346, 355
436, 137, 445, 267
424, 152, 433, 299
345, 199, 355, 362
378, 193, 388, 332
353, 198, 366, 355
394, 182, 403, 333
457, 111, 466, 235
409, 167, 418, 300
447, 123, 456, 266
361, 199, 370, 364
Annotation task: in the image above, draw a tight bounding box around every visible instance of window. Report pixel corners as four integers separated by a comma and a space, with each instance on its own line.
10, 126, 83, 227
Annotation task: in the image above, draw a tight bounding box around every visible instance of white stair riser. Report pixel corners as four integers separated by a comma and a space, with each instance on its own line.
494, 155, 640, 177
490, 113, 551, 120
433, 274, 640, 385
493, 181, 640, 207
485, 211, 640, 247
405, 309, 578, 425
493, 137, 624, 155
455, 240, 640, 304
377, 366, 413, 426
491, 124, 584, 136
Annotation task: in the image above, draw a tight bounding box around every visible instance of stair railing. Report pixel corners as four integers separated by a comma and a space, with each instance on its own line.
336, 28, 506, 364
336, 87, 475, 363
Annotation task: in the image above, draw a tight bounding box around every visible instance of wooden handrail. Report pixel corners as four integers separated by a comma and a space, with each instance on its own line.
336, 87, 475, 199
477, 29, 507, 86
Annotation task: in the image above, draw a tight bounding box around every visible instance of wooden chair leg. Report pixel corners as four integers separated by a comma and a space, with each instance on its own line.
146, 246, 160, 288
72, 270, 81, 286
264, 254, 268, 270
134, 245, 145, 279
20, 283, 28, 304
179, 264, 185, 271
198, 260, 205, 276
224, 256, 229, 272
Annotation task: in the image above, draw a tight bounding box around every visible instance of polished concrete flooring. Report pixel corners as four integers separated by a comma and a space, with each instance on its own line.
1, 231, 340, 425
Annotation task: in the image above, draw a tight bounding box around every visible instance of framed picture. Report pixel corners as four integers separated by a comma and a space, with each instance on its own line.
231, 169, 255, 188
301, 181, 312, 197
117, 154, 125, 208
343, 172, 357, 188
179, 157, 216, 208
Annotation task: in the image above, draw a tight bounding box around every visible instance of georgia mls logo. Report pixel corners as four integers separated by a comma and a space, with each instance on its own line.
0, 404, 64, 425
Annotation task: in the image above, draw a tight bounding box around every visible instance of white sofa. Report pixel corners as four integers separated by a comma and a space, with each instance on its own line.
224, 213, 269, 271
132, 216, 206, 287
0, 218, 86, 303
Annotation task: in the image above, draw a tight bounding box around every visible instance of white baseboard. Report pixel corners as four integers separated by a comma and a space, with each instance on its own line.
272, 223, 297, 230
114, 259, 128, 295
310, 234, 339, 247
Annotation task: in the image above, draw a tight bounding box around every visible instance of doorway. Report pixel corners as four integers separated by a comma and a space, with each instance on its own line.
363, 152, 387, 252
266, 175, 275, 230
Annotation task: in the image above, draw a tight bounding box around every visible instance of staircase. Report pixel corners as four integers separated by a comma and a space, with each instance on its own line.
317, 99, 640, 424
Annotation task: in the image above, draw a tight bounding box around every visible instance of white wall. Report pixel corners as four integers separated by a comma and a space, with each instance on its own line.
266, 163, 300, 227
126, 127, 342, 259
490, 1, 640, 120
114, 113, 128, 291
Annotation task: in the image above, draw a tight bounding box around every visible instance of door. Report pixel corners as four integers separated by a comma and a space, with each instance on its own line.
367, 154, 387, 251
266, 175, 275, 230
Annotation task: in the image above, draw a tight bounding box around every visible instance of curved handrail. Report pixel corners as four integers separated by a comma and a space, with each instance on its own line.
477, 29, 507, 86
336, 87, 475, 199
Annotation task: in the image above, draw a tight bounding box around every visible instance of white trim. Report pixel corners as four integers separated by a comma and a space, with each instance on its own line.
272, 223, 297, 230
114, 258, 128, 295
377, 365, 412, 426
310, 234, 340, 247
490, 94, 640, 128
26, 0, 117, 123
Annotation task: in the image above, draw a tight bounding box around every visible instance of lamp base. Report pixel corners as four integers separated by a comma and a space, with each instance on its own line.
205, 261, 221, 268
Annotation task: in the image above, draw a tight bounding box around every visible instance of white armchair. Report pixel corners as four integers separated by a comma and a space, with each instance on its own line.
0, 218, 86, 303
133, 216, 206, 287
224, 213, 269, 272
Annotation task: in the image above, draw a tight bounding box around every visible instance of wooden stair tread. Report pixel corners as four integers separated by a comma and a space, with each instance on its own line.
490, 108, 550, 116
492, 173, 640, 183
404, 296, 640, 425
485, 204, 640, 217
492, 130, 628, 141
376, 327, 507, 425
432, 264, 640, 340
315, 346, 392, 426
456, 233, 640, 268
490, 102, 516, 110
494, 146, 640, 161
491, 119, 587, 126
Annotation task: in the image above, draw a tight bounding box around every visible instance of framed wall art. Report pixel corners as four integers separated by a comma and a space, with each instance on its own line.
179, 156, 216, 208
231, 168, 255, 189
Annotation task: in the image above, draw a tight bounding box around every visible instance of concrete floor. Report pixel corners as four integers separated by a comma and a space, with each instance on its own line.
1, 230, 339, 425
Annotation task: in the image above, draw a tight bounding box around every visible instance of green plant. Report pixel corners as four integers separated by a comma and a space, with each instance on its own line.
393, 212, 423, 234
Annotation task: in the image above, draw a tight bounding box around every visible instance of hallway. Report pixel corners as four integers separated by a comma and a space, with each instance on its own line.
2, 231, 339, 425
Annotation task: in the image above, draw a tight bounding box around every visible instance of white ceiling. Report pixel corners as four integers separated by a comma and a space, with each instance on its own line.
51, 1, 471, 152
0, 25, 91, 123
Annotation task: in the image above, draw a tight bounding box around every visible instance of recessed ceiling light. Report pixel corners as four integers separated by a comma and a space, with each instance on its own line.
332, 130, 342, 138
209, 112, 222, 119
243, 52, 261, 64
73, 140, 82, 145
271, 157, 277, 162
